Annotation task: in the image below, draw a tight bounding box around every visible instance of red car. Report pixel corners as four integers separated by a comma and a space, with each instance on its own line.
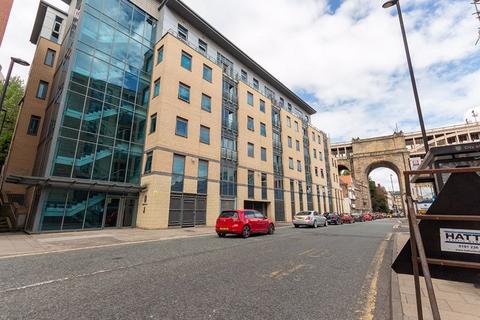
216, 209, 275, 238
340, 214, 354, 224
362, 213, 373, 221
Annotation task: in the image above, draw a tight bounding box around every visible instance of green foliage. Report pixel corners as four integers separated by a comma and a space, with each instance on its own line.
0, 76, 25, 165
369, 179, 389, 213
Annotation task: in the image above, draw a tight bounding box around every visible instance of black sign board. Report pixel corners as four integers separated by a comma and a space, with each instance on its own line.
392, 171, 480, 284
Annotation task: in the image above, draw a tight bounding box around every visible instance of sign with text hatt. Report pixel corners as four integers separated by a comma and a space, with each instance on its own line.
440, 228, 480, 255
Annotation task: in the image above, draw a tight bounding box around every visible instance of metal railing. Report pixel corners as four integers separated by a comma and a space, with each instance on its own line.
404, 166, 480, 320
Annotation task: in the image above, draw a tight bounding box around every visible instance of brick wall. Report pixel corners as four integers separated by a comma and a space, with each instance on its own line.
0, 0, 14, 47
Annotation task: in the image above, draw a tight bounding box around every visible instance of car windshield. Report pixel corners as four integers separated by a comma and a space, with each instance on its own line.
296, 212, 311, 216
219, 211, 237, 218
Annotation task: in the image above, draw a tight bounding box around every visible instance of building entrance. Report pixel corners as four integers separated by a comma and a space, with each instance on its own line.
244, 201, 268, 217
104, 196, 137, 228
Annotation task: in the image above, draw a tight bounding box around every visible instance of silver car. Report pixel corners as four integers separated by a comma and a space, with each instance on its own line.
293, 211, 327, 228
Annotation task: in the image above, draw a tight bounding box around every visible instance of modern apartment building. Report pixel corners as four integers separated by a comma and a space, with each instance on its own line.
2, 0, 342, 233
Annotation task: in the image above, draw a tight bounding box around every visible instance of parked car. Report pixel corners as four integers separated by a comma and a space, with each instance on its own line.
216, 209, 275, 238
325, 213, 343, 225
362, 213, 373, 221
293, 211, 327, 228
340, 214, 354, 224
351, 213, 364, 222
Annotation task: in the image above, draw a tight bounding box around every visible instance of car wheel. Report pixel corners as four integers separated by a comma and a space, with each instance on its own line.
294, 224, 299, 228
268, 224, 275, 235
324, 221, 327, 227
217, 233, 226, 238
242, 225, 250, 238
313, 220, 318, 228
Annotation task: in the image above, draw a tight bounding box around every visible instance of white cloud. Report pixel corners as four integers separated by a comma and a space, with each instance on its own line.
0, 0, 68, 80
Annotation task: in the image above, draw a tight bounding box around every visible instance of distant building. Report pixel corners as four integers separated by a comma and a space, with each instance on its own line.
339, 175, 369, 213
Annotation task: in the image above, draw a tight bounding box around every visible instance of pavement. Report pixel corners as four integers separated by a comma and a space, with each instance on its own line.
392, 222, 480, 320
0, 219, 396, 320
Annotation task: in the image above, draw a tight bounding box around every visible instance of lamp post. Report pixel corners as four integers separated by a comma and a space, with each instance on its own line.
382, 0, 429, 154
0, 57, 30, 136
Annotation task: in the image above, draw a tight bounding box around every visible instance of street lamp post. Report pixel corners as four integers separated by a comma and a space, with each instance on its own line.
0, 57, 30, 137
382, 0, 429, 154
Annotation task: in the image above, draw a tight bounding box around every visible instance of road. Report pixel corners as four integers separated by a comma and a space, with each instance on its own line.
0, 219, 396, 320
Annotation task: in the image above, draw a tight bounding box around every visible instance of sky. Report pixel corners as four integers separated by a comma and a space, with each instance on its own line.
1, 0, 479, 190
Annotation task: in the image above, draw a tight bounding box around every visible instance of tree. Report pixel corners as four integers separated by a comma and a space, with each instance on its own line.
369, 179, 389, 213
0, 76, 25, 165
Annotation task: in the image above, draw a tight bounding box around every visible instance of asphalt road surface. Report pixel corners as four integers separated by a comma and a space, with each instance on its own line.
0, 219, 396, 320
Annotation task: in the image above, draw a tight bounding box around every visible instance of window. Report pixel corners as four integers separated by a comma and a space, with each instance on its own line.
248, 170, 254, 198
253, 78, 259, 89
171, 154, 185, 192
200, 125, 210, 144
157, 46, 163, 64
297, 160, 302, 172
203, 64, 212, 82
279, 97, 284, 107
294, 121, 299, 132
144, 152, 153, 174
149, 113, 157, 134
198, 39, 208, 55
321, 168, 325, 178
272, 109, 280, 127
241, 69, 247, 81
36, 81, 49, 100
27, 115, 41, 135
296, 140, 300, 151
287, 116, 291, 128
288, 136, 292, 148
247, 116, 254, 131
44, 49, 56, 66
178, 82, 190, 102
248, 143, 254, 158
181, 51, 192, 71
260, 122, 266, 137
319, 151, 323, 160
318, 135, 321, 143
312, 132, 316, 142
178, 24, 188, 41
261, 173, 267, 200
260, 99, 265, 113
197, 160, 208, 194
261, 147, 267, 161
247, 91, 254, 106
51, 16, 62, 41
289, 157, 294, 169
175, 117, 188, 137
201, 94, 211, 112
313, 148, 317, 159
315, 167, 318, 176
153, 78, 160, 97
288, 103, 292, 111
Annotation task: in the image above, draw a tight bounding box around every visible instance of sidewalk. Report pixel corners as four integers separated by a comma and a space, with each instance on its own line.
0, 222, 293, 259
0, 226, 215, 258
393, 232, 480, 320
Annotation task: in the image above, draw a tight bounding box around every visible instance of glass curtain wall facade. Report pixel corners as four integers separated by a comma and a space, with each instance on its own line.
38, 0, 156, 231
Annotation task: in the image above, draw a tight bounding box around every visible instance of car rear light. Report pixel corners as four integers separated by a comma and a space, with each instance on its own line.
305, 216, 311, 221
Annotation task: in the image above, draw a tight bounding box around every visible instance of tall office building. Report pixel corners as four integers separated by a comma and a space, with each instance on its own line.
3, 0, 343, 233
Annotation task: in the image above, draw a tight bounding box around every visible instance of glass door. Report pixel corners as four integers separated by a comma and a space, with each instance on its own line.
104, 196, 121, 228
122, 198, 137, 227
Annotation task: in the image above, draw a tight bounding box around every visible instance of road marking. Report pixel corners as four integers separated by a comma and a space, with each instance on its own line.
267, 264, 306, 279
298, 248, 315, 256
360, 233, 390, 320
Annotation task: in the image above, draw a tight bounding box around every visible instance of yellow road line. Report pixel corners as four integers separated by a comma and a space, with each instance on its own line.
360, 234, 390, 320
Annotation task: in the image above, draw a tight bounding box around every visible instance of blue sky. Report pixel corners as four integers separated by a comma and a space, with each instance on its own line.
1, 0, 478, 189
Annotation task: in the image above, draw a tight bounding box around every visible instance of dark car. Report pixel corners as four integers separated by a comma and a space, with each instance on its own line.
352, 213, 364, 222
325, 213, 343, 225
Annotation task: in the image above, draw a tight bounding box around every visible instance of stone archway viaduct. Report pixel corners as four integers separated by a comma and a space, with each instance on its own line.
332, 133, 411, 213
331, 122, 480, 213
